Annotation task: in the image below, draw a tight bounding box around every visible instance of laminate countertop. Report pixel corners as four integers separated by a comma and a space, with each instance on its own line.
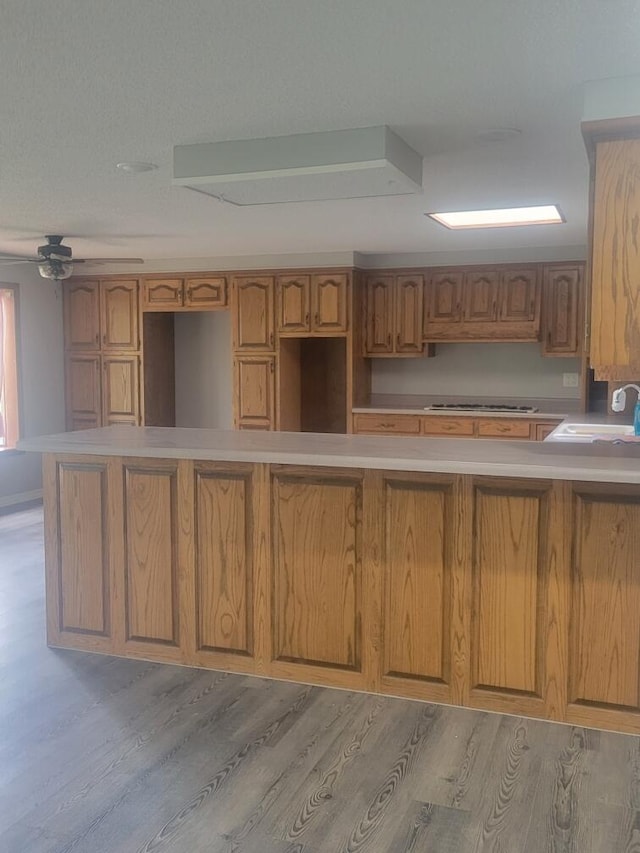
18, 425, 640, 484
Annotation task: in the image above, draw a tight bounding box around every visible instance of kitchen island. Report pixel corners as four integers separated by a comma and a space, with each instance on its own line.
20, 425, 640, 734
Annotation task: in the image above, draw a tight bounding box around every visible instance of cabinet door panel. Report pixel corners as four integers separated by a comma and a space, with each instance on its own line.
232, 277, 275, 350
123, 463, 179, 645
65, 355, 101, 429
365, 276, 394, 354
184, 277, 227, 309
383, 477, 452, 684
471, 483, 548, 699
64, 280, 100, 350
569, 489, 640, 712
277, 275, 310, 334
396, 275, 424, 353
57, 461, 110, 635
102, 355, 140, 423
499, 269, 539, 322
542, 265, 582, 356
591, 140, 640, 373
101, 280, 139, 350
425, 272, 463, 333
311, 274, 348, 332
143, 279, 184, 310
272, 470, 362, 670
464, 271, 499, 322
233, 355, 275, 428
476, 419, 532, 439
194, 467, 253, 655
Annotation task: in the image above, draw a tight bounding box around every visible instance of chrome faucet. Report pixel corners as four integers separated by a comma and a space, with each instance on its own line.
611, 383, 640, 412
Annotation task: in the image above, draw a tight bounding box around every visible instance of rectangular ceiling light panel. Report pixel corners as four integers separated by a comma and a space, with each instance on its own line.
173, 126, 423, 205
427, 205, 564, 229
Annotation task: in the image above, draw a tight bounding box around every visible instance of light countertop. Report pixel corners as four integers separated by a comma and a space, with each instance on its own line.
18, 425, 640, 484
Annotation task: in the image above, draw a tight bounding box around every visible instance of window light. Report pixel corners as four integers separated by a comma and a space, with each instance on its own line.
426, 205, 564, 230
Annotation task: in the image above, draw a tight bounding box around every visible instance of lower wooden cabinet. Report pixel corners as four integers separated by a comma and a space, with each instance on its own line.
66, 354, 140, 428
233, 355, 275, 429
353, 412, 563, 441
44, 458, 640, 733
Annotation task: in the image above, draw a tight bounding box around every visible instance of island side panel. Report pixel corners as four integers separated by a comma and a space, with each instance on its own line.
268, 465, 368, 690
566, 482, 640, 734
42, 454, 119, 653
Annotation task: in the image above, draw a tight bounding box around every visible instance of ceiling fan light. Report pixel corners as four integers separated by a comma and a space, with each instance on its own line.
38, 259, 73, 280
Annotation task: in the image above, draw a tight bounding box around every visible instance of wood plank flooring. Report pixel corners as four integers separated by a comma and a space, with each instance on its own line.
1, 506, 640, 852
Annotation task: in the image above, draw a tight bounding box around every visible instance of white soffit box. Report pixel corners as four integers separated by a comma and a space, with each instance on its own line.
172, 126, 423, 205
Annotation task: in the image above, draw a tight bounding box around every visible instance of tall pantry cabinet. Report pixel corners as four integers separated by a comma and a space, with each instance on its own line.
63, 279, 141, 429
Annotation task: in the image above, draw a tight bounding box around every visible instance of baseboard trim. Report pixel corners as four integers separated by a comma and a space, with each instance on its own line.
0, 489, 44, 510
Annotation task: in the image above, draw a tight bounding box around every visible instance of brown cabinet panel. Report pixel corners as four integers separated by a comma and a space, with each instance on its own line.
311, 273, 348, 332
499, 268, 539, 323
101, 280, 139, 351
534, 422, 561, 441
395, 275, 424, 352
233, 355, 275, 428
471, 482, 549, 699
542, 265, 583, 356
143, 278, 184, 310
194, 466, 253, 655
232, 276, 275, 351
464, 271, 499, 322
272, 469, 362, 670
590, 139, 640, 375
425, 272, 463, 329
65, 355, 101, 429
569, 487, 640, 712
277, 275, 310, 334
382, 477, 451, 683
102, 355, 140, 423
64, 280, 101, 350
123, 463, 179, 645
57, 460, 110, 635
365, 276, 394, 354
352, 412, 422, 435
184, 276, 227, 309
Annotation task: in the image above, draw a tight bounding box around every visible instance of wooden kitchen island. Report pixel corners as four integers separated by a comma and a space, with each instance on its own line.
20, 426, 640, 734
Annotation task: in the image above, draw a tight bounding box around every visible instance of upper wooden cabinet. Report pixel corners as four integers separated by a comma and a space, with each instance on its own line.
365, 273, 424, 356
275, 272, 349, 336
277, 275, 310, 334
424, 265, 541, 341
587, 133, 640, 378
64, 280, 101, 350
541, 263, 584, 357
143, 276, 227, 311
64, 279, 139, 352
232, 276, 275, 351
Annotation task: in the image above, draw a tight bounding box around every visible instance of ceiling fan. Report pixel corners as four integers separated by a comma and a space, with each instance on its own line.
0, 235, 144, 280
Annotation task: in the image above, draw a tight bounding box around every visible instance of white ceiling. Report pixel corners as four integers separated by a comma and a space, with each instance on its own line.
1, 0, 640, 266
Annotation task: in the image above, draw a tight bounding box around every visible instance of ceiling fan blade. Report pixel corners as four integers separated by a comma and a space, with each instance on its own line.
72, 258, 144, 265
0, 254, 38, 262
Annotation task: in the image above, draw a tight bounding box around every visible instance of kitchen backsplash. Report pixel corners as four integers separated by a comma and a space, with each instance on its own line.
371, 343, 582, 400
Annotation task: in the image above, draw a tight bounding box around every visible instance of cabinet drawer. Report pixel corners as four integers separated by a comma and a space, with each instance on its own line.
353, 413, 421, 435
422, 416, 474, 436
477, 419, 532, 439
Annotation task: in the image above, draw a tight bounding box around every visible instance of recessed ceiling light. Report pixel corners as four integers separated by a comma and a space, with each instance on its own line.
116, 162, 158, 174
475, 127, 522, 143
426, 204, 564, 230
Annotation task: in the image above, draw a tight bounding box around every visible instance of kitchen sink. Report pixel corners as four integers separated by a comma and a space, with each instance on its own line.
546, 422, 635, 442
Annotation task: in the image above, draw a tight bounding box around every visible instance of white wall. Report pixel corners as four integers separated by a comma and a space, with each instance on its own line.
0, 266, 65, 504
174, 312, 232, 429
372, 343, 581, 400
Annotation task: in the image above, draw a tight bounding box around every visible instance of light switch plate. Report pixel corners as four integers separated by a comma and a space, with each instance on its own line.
563, 372, 580, 388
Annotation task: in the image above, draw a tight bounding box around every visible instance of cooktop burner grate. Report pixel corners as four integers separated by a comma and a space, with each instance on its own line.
427, 403, 539, 413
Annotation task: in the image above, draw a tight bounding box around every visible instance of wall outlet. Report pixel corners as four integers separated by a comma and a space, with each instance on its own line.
563, 372, 580, 388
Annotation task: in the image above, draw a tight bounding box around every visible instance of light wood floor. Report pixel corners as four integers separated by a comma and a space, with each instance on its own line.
2, 507, 640, 853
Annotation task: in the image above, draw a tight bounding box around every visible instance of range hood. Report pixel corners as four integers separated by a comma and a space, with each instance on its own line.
172, 126, 423, 205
